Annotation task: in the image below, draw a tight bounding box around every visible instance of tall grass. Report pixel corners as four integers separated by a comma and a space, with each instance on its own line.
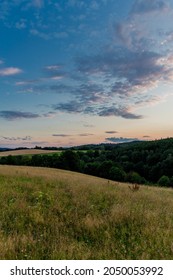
0, 165, 173, 260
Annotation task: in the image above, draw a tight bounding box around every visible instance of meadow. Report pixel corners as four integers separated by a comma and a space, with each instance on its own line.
0, 165, 173, 260
0, 149, 60, 157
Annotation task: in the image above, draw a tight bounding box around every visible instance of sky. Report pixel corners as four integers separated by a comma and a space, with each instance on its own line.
1, 0, 173, 148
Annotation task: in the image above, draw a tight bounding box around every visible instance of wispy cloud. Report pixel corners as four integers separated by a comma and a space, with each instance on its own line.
52, 134, 72, 137
98, 106, 143, 119
78, 133, 94, 137
0, 135, 32, 141
130, 0, 169, 15
43, 64, 66, 80
53, 101, 83, 114
32, 0, 44, 8
30, 29, 50, 40
57, 0, 173, 119
0, 67, 22, 76
105, 131, 118, 134
0, 111, 40, 121
1, 0, 173, 124
52, 133, 94, 137
45, 65, 62, 71
25, 0, 44, 9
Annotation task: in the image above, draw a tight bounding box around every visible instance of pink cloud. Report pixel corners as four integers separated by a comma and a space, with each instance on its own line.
0, 67, 22, 76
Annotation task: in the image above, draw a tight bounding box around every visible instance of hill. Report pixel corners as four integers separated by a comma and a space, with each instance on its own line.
0, 165, 173, 260
0, 149, 60, 157
1, 138, 173, 187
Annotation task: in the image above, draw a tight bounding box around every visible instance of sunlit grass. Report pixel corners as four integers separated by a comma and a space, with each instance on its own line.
0, 149, 61, 156
0, 165, 173, 259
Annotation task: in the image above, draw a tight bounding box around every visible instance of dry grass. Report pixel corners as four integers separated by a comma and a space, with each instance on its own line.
0, 149, 60, 156
0, 165, 173, 260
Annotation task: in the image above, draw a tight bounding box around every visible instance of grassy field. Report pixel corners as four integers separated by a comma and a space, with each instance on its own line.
0, 149, 61, 157
0, 165, 173, 260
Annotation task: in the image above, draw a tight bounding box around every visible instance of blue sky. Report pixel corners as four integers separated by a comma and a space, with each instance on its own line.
1, 0, 173, 148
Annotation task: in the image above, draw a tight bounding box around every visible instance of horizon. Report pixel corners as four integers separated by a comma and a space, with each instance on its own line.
1, 136, 172, 150
1, 0, 173, 148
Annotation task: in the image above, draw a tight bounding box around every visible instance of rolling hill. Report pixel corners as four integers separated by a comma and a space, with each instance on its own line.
0, 165, 173, 259
0, 149, 60, 157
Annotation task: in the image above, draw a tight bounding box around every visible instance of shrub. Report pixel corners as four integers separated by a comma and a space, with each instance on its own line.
157, 175, 170, 187
109, 166, 126, 182
126, 171, 146, 184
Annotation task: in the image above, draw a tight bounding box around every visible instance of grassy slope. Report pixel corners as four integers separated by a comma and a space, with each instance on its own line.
0, 149, 60, 156
0, 165, 173, 260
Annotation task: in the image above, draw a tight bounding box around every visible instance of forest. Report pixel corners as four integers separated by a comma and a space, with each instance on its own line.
1, 137, 173, 187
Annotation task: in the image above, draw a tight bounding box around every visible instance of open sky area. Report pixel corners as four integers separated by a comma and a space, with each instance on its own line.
0, 0, 173, 148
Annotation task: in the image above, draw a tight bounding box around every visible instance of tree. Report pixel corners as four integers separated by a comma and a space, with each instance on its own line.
109, 166, 126, 182
157, 175, 170, 187
98, 160, 114, 179
126, 171, 146, 184
59, 150, 81, 172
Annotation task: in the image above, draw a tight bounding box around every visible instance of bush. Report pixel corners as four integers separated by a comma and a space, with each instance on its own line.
109, 166, 126, 182
126, 171, 146, 184
157, 175, 170, 187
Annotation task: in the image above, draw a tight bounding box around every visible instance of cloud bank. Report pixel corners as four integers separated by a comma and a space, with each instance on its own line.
0, 111, 40, 121
51, 0, 173, 119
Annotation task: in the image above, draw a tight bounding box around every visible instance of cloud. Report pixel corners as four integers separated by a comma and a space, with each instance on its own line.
32, 0, 44, 8
30, 29, 50, 40
2, 0, 172, 123
52, 133, 94, 137
90, 1, 99, 10
143, 135, 150, 138
0, 67, 22, 76
105, 137, 140, 143
45, 65, 62, 71
0, 110, 57, 121
130, 0, 169, 15
25, 0, 44, 9
0, 111, 40, 121
63, 1, 173, 120
78, 133, 94, 136
53, 101, 83, 114
43, 64, 66, 80
0, 135, 32, 141
15, 19, 27, 29
53, 99, 143, 119
15, 80, 38, 86
52, 134, 72, 137
98, 106, 143, 119
105, 131, 118, 134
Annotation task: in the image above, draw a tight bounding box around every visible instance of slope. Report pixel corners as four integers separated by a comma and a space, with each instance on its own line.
0, 165, 173, 260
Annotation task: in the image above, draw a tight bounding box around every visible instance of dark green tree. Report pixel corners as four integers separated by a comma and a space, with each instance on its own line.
109, 166, 126, 182
158, 175, 170, 187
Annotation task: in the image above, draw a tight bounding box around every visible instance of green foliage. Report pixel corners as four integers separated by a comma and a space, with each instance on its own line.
158, 175, 170, 187
109, 166, 126, 181
1, 137, 173, 187
126, 171, 146, 184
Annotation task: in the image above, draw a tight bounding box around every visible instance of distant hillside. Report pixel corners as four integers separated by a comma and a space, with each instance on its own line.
0, 149, 60, 157
0, 148, 11, 151
0, 165, 173, 260
1, 138, 173, 187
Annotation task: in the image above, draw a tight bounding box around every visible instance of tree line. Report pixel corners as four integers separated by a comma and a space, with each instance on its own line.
1, 138, 173, 187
